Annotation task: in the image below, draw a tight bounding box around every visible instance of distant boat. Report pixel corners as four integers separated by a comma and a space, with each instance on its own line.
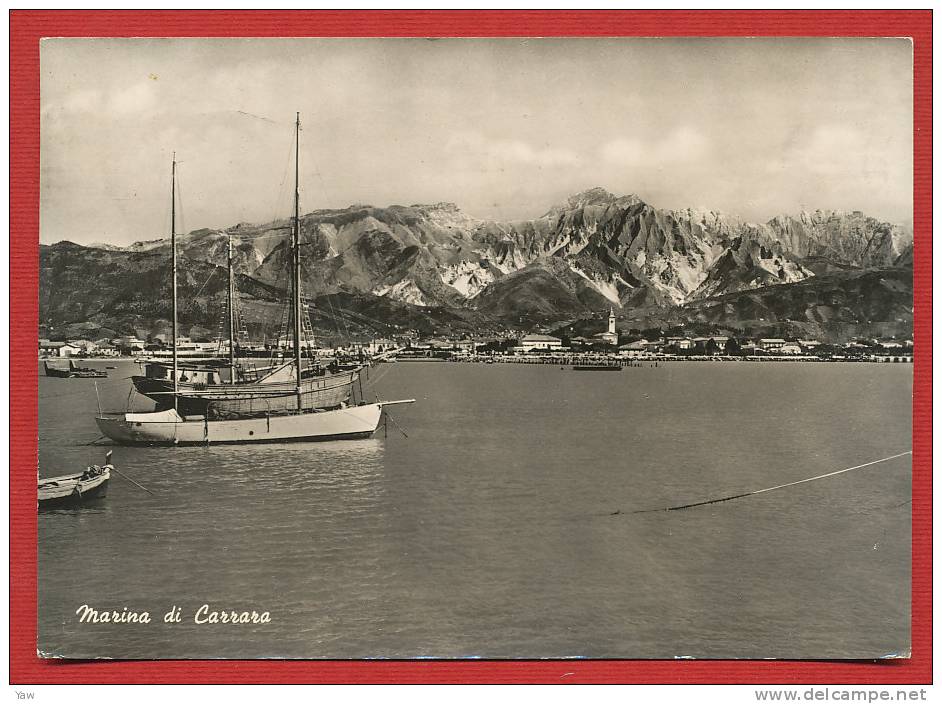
96, 114, 414, 445
38, 452, 112, 509
572, 363, 621, 371
43, 360, 72, 378
44, 360, 107, 378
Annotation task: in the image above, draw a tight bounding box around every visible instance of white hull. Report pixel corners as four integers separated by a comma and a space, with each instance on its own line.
95, 403, 391, 446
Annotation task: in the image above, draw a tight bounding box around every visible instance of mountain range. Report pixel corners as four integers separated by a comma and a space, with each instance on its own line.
39, 187, 913, 344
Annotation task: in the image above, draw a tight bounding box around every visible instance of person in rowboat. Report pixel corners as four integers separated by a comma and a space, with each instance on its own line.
80, 451, 113, 481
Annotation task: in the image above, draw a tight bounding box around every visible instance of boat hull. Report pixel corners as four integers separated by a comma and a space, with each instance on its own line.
132, 370, 356, 415
38, 470, 110, 509
43, 361, 72, 378
95, 403, 384, 445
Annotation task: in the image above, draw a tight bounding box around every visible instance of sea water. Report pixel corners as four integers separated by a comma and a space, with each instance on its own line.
37, 360, 912, 659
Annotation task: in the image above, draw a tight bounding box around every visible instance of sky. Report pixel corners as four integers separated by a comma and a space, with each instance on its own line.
40, 37, 913, 246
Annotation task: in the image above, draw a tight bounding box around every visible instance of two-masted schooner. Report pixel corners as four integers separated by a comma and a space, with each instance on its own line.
95, 113, 413, 445
128, 228, 360, 419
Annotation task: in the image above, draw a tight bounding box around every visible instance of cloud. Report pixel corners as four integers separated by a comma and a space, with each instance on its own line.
62, 88, 100, 114
107, 81, 158, 115
773, 124, 881, 177
446, 131, 580, 169
756, 123, 911, 218
493, 139, 580, 167
601, 126, 710, 167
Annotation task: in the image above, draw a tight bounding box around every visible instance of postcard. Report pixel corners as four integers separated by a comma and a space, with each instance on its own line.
12, 10, 930, 684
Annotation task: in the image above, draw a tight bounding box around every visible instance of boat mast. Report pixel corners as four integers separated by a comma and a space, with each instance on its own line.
171, 153, 178, 410
293, 112, 302, 411
228, 233, 236, 385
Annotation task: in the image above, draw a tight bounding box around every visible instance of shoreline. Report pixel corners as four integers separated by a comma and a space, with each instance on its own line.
395, 354, 914, 365
39, 353, 915, 367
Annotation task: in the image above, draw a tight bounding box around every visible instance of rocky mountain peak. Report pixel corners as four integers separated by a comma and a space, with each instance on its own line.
411, 201, 462, 213
540, 187, 643, 219
565, 186, 620, 209
672, 207, 741, 228
410, 201, 479, 230
567, 186, 618, 208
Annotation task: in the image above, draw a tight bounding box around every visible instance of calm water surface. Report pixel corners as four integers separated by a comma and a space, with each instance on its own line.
38, 360, 912, 659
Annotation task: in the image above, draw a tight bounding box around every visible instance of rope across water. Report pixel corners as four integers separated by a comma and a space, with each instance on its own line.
614, 450, 912, 515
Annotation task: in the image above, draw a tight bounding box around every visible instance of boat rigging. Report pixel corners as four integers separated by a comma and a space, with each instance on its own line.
95, 113, 414, 445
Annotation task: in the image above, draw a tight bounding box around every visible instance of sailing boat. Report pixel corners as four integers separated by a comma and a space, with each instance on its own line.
95, 114, 413, 445
130, 232, 359, 417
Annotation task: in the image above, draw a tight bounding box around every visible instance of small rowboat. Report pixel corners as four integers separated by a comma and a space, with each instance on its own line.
38, 452, 112, 509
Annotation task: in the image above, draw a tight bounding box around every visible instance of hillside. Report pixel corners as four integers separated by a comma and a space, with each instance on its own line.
39, 188, 913, 343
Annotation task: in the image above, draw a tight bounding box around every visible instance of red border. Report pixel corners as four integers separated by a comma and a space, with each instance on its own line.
10, 10, 931, 684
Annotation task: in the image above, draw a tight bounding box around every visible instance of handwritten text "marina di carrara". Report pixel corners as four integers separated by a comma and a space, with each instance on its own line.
75, 604, 272, 625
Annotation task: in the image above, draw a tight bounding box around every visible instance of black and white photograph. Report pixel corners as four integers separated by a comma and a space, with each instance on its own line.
37, 37, 913, 660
